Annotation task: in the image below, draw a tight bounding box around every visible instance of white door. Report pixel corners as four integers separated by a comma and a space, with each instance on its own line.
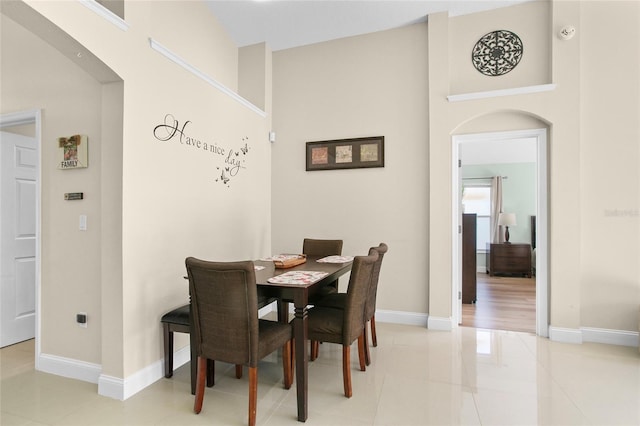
1, 131, 37, 347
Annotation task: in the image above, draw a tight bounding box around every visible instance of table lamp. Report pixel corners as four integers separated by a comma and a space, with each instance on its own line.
498, 212, 516, 243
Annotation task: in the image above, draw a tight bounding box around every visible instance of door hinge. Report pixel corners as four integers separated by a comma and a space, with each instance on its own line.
458, 291, 462, 300
458, 225, 462, 234
458, 159, 462, 168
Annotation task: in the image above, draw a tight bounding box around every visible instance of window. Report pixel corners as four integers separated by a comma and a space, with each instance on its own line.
462, 185, 491, 250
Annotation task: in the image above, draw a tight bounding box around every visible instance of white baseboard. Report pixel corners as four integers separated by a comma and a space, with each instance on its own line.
99, 355, 162, 400
549, 326, 583, 344
98, 344, 191, 400
109, 365, 161, 400
373, 309, 454, 330
427, 315, 454, 331
38, 353, 101, 383
581, 327, 639, 347
376, 309, 428, 327
550, 326, 639, 347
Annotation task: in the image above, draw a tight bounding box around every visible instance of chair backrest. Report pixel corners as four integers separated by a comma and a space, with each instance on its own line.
343, 251, 378, 344
302, 238, 343, 257
185, 257, 259, 367
365, 243, 388, 320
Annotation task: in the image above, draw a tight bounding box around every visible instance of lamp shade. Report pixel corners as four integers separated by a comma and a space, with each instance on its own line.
498, 212, 517, 227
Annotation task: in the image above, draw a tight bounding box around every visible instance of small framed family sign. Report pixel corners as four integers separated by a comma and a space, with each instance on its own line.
58, 134, 88, 169
306, 136, 384, 171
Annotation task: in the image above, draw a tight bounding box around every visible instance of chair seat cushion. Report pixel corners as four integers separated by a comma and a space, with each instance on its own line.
161, 304, 190, 325
313, 293, 346, 310
307, 307, 345, 345
257, 320, 293, 361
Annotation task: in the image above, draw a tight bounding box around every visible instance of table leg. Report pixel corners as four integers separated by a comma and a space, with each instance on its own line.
293, 297, 308, 422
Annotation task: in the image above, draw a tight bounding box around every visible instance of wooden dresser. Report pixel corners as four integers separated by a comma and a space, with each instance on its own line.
486, 243, 532, 278
462, 214, 477, 304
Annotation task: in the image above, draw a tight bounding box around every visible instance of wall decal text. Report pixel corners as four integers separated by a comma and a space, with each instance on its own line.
153, 114, 250, 187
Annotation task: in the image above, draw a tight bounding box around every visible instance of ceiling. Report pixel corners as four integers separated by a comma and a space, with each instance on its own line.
206, 0, 532, 51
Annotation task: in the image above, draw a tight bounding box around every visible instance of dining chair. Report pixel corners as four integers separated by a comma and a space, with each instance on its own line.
161, 291, 278, 394
303, 238, 344, 298
185, 257, 293, 426
276, 238, 343, 325
311, 243, 387, 365
306, 250, 378, 398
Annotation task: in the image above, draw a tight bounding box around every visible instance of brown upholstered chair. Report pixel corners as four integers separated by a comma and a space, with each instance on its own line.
185, 257, 292, 426
276, 238, 343, 325
306, 250, 378, 398
303, 238, 344, 298
311, 243, 387, 366
161, 291, 277, 395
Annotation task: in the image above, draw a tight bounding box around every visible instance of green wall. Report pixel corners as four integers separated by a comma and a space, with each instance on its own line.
462, 162, 536, 268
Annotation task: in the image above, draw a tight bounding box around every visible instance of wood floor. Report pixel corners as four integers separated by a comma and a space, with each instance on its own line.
462, 272, 536, 333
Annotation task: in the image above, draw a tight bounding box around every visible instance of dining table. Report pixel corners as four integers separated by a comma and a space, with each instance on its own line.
253, 255, 353, 422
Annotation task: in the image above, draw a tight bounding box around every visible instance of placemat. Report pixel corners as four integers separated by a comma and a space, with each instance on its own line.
267, 271, 328, 285
317, 255, 354, 263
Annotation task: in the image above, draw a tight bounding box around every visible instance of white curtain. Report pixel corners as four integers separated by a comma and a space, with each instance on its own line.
490, 176, 503, 243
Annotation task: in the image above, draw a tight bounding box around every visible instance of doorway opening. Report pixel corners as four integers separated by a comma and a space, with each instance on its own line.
452, 129, 548, 337
0, 110, 41, 367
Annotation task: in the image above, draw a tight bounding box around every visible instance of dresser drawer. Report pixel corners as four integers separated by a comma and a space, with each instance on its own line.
487, 243, 532, 277
495, 245, 530, 258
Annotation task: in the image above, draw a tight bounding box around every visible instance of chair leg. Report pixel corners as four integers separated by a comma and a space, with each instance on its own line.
236, 364, 243, 379
283, 341, 292, 389
363, 325, 371, 366
206, 359, 214, 387
248, 366, 258, 426
190, 330, 197, 395
370, 315, 378, 347
342, 346, 352, 398
163, 324, 173, 378
290, 338, 295, 379
357, 332, 366, 371
194, 356, 207, 414
310, 340, 319, 361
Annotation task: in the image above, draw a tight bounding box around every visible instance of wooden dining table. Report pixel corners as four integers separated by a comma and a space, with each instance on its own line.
253, 255, 353, 422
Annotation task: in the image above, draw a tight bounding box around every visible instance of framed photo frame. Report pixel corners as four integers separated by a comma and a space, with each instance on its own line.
58, 134, 88, 169
306, 136, 384, 171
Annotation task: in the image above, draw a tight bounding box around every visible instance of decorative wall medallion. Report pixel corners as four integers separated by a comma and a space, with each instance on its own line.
472, 30, 523, 76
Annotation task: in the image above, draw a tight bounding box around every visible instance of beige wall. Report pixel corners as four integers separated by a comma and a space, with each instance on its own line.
272, 24, 430, 314
148, 1, 239, 91
2, 0, 272, 392
274, 0, 639, 335
579, 1, 639, 331
450, 1, 551, 95
1, 14, 106, 363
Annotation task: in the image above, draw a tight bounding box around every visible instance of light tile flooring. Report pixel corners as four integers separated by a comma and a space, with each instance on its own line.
1, 324, 639, 425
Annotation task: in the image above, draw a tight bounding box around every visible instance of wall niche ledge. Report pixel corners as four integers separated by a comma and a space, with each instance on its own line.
447, 84, 556, 102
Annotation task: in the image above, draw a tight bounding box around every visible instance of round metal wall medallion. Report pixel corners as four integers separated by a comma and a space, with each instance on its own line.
472, 30, 523, 76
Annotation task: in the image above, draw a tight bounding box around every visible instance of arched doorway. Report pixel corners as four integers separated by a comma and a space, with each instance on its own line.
452, 128, 548, 337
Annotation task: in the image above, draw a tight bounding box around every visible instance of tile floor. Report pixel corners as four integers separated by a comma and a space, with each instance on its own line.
1, 324, 639, 425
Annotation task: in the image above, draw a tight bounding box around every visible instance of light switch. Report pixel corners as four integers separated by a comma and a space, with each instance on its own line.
79, 214, 87, 231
